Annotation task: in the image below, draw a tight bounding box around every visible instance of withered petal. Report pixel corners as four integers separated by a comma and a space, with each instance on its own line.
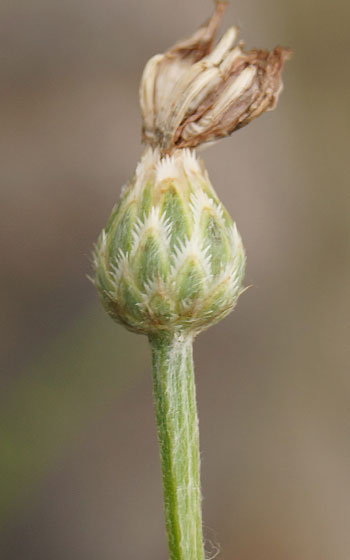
175, 46, 292, 149
168, 0, 228, 62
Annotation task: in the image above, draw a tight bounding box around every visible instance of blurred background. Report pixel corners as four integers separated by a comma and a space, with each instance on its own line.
1, 0, 349, 558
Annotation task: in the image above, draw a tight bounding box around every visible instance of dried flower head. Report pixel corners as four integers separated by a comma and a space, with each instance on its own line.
140, 0, 291, 155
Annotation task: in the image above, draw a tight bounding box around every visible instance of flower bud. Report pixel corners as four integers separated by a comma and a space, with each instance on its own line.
93, 148, 245, 335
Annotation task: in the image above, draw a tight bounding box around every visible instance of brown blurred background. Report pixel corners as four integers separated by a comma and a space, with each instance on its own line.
1, 0, 349, 558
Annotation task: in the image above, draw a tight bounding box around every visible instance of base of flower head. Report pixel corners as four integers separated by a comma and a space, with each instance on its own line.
93, 148, 245, 336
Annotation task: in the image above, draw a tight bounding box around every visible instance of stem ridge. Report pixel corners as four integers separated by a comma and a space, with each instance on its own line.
150, 332, 204, 560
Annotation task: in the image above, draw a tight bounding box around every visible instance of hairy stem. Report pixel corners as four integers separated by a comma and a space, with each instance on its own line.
149, 331, 204, 560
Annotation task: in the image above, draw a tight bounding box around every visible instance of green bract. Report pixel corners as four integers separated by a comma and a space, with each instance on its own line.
93, 147, 245, 335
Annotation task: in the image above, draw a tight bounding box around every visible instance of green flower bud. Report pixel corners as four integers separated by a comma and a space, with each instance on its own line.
93, 147, 245, 335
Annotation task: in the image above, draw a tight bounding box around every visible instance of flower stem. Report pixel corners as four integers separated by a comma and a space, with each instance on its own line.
149, 331, 204, 560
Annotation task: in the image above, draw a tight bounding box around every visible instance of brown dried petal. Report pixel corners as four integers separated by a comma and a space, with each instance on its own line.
168, 0, 228, 62
176, 46, 291, 149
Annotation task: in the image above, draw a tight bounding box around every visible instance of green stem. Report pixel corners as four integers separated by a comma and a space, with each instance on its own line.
149, 331, 205, 560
